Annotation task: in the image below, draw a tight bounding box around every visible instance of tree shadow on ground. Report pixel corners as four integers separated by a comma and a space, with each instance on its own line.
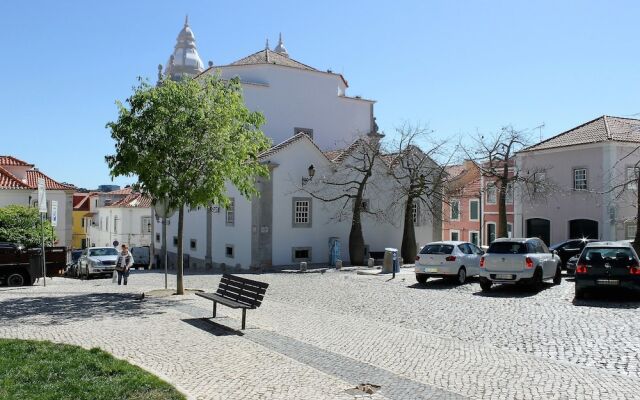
572, 289, 640, 309
472, 282, 553, 298
0, 293, 167, 326
182, 318, 244, 337
407, 277, 480, 291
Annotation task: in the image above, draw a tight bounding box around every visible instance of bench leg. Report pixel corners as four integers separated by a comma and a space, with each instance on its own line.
213, 301, 217, 318
241, 308, 246, 330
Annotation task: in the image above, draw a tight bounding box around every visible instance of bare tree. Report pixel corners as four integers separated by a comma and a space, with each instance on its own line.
464, 126, 551, 239
387, 124, 450, 261
304, 134, 385, 265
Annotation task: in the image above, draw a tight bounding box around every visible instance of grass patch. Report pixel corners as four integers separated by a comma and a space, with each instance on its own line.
0, 339, 186, 400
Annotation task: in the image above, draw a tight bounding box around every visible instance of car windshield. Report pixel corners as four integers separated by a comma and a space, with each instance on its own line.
582, 247, 636, 265
420, 244, 454, 255
89, 248, 118, 257
488, 242, 528, 254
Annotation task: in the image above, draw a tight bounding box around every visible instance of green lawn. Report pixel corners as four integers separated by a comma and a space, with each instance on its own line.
0, 339, 186, 400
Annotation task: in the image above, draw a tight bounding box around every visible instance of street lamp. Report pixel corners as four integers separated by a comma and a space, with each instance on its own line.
301, 164, 316, 186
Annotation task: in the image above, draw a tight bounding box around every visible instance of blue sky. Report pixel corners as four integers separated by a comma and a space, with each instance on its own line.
0, 1, 638, 189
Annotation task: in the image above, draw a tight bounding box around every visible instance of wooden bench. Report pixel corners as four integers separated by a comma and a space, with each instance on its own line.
195, 274, 269, 330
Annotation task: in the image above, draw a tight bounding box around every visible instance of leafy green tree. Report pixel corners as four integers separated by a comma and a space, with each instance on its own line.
0, 205, 55, 248
106, 74, 271, 294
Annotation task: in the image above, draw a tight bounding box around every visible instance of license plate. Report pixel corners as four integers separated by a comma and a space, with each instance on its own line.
496, 274, 513, 280
596, 279, 619, 286
426, 268, 438, 273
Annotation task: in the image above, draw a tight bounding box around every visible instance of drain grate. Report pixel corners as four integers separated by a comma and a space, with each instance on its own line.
344, 383, 381, 397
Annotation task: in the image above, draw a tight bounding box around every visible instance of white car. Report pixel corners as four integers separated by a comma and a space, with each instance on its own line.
415, 241, 484, 285
479, 237, 562, 292
78, 247, 119, 279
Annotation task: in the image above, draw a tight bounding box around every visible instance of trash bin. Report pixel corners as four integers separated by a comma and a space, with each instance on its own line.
383, 248, 399, 273
328, 237, 341, 267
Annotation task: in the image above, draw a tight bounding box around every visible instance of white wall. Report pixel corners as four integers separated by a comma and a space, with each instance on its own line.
216, 64, 373, 150
88, 206, 152, 248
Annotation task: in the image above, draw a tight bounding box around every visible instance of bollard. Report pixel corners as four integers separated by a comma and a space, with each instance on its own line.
367, 258, 374, 268
336, 260, 343, 270
300, 261, 307, 272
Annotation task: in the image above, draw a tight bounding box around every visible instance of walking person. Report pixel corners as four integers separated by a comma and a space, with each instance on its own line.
115, 244, 134, 285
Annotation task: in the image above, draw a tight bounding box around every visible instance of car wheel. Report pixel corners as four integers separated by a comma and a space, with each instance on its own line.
531, 268, 543, 291
7, 272, 25, 287
456, 267, 467, 285
553, 264, 562, 285
575, 288, 586, 300
479, 278, 492, 292
416, 274, 428, 285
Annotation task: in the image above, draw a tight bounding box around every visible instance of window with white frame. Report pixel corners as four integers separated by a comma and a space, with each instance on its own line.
626, 222, 637, 240
469, 199, 479, 221
533, 172, 546, 193
573, 168, 588, 191
141, 216, 152, 233
113, 217, 119, 234
507, 223, 513, 238
486, 185, 497, 204
626, 167, 639, 190
450, 199, 460, 221
450, 230, 460, 241
487, 223, 496, 244
470, 231, 480, 246
225, 198, 235, 226
292, 197, 312, 227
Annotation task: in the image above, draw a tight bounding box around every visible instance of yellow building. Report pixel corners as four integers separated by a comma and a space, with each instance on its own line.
72, 193, 93, 249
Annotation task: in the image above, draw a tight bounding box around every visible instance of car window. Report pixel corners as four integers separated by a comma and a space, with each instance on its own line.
458, 244, 472, 255
488, 242, 528, 254
538, 240, 550, 253
420, 244, 454, 255
472, 244, 484, 255
89, 248, 118, 257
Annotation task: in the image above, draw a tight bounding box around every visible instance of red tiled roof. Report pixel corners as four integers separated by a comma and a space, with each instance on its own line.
106, 187, 133, 195
73, 193, 91, 210
0, 156, 33, 167
107, 193, 152, 208
26, 170, 75, 190
0, 166, 31, 189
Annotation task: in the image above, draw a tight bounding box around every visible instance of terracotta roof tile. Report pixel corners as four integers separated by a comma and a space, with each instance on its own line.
107, 193, 152, 208
26, 170, 75, 190
259, 132, 330, 162
228, 49, 317, 71
0, 156, 34, 167
0, 166, 31, 189
522, 116, 640, 152
106, 187, 133, 195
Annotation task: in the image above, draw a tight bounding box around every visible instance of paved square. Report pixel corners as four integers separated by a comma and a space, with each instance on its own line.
1, 269, 639, 399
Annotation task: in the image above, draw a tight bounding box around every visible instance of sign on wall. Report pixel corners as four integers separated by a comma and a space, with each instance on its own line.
51, 201, 58, 227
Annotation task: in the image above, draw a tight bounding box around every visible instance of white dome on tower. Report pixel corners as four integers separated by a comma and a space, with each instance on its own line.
164, 15, 205, 80
274, 33, 289, 58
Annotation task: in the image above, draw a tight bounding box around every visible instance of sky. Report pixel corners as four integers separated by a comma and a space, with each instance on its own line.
0, 0, 639, 189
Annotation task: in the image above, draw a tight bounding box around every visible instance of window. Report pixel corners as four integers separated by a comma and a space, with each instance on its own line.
627, 167, 639, 190
113, 217, 119, 234
450, 200, 460, 221
487, 223, 496, 244
155, 233, 160, 243
533, 172, 546, 193
573, 168, 588, 191
486, 185, 497, 204
225, 198, 235, 226
173, 236, 178, 247
458, 244, 473, 254
626, 222, 637, 240
421, 244, 454, 254
292, 197, 312, 227
450, 230, 460, 241
470, 231, 480, 246
292, 247, 312, 262
507, 223, 513, 238
469, 200, 479, 221
141, 216, 152, 233
294, 127, 314, 139
190, 239, 197, 250
81, 218, 85, 228
225, 245, 234, 258
412, 203, 419, 225
506, 183, 514, 204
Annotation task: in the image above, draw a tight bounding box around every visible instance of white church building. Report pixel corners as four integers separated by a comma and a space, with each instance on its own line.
155, 19, 440, 270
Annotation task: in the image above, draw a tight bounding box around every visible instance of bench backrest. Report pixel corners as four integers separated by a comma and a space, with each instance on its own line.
215, 274, 269, 308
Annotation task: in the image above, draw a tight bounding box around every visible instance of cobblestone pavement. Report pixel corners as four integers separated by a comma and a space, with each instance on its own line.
1, 269, 640, 399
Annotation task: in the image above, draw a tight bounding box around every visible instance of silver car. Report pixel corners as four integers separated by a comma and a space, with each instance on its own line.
415, 241, 484, 285
78, 247, 119, 279
479, 238, 562, 291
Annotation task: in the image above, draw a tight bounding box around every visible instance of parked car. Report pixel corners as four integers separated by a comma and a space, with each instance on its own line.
478, 238, 562, 292
77, 247, 119, 279
415, 241, 484, 285
550, 239, 600, 269
574, 241, 640, 299
130, 246, 149, 270
566, 255, 579, 275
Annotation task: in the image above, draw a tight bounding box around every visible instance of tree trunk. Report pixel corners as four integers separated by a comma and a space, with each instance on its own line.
498, 179, 508, 238
349, 206, 365, 266
401, 197, 417, 262
176, 204, 184, 295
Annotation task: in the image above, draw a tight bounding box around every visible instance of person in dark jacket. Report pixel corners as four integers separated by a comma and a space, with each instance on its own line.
115, 244, 134, 285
